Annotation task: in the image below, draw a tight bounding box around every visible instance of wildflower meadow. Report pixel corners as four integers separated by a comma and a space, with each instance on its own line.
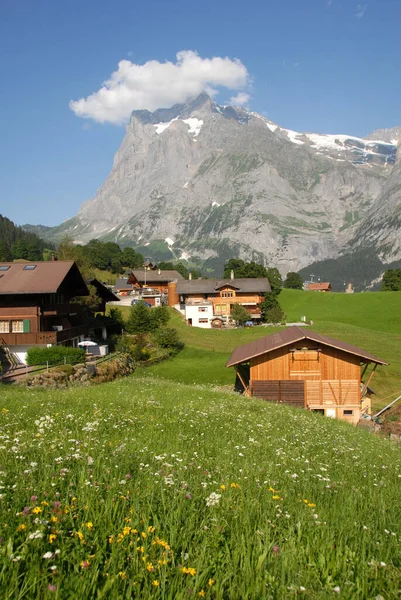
1, 376, 401, 598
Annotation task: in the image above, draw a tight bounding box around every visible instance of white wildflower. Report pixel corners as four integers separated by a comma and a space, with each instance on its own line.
43, 552, 53, 559
206, 492, 221, 507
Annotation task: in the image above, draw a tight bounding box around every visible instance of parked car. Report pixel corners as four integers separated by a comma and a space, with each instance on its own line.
130, 298, 152, 307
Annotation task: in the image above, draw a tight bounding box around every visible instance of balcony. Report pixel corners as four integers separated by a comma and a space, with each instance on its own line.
0, 325, 89, 347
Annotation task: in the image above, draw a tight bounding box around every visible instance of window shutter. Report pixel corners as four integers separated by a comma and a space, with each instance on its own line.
23, 319, 31, 333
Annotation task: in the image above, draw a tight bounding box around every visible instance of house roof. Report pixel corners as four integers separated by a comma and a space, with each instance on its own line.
226, 326, 388, 367
176, 278, 271, 295
114, 278, 133, 290
307, 282, 331, 291
128, 269, 184, 284
88, 279, 119, 302
0, 261, 89, 296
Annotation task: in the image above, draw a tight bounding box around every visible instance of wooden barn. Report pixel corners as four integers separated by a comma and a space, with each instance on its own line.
226, 327, 387, 425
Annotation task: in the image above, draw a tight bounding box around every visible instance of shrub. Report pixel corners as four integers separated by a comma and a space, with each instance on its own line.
264, 306, 286, 324
153, 327, 183, 349
149, 306, 169, 330
115, 334, 137, 355
26, 346, 86, 366
126, 302, 152, 333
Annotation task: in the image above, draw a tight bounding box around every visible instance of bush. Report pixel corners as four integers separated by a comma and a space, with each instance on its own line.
153, 327, 183, 349
126, 302, 152, 333
264, 306, 286, 324
26, 346, 86, 366
149, 306, 170, 330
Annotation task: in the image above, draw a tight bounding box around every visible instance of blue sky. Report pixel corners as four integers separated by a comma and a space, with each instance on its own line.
0, 0, 400, 227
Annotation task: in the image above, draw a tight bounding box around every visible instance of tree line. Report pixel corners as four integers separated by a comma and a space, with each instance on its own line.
0, 214, 51, 261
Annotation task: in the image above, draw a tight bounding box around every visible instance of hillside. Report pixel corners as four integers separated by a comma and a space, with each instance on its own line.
1, 378, 400, 598
120, 290, 401, 406
0, 214, 51, 261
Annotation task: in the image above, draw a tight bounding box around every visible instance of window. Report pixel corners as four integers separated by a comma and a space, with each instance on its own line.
23, 265, 36, 270
0, 265, 10, 271
221, 291, 233, 298
198, 307, 207, 312
11, 320, 30, 333
343, 410, 353, 416
198, 318, 208, 323
0, 321, 10, 333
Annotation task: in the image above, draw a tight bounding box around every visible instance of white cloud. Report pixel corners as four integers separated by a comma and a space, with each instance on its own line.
356, 3, 367, 18
70, 50, 250, 124
229, 92, 251, 107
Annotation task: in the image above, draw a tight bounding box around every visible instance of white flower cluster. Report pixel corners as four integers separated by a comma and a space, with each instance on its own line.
205, 492, 221, 507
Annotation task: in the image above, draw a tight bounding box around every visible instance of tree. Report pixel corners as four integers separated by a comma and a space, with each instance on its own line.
264, 306, 286, 324
382, 269, 401, 291
230, 304, 250, 326
126, 301, 152, 333
223, 259, 268, 279
121, 247, 144, 269
148, 306, 169, 330
259, 293, 279, 322
0, 240, 12, 261
266, 268, 282, 296
284, 272, 304, 290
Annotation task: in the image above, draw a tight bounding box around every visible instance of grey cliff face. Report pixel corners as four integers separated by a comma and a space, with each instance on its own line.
51, 94, 400, 276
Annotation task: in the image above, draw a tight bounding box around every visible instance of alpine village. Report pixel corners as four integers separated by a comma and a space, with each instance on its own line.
2, 10, 401, 598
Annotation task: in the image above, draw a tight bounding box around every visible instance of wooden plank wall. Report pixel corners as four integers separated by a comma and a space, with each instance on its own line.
251, 380, 305, 408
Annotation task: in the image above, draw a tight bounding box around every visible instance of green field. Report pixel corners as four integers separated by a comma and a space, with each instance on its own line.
1, 378, 401, 599
117, 290, 401, 408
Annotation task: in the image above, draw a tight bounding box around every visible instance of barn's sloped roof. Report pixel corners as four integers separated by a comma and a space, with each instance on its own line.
226, 326, 388, 367
307, 282, 331, 291
177, 278, 271, 294
0, 261, 88, 296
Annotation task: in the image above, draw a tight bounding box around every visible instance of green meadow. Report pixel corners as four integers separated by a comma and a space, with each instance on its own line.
1, 378, 401, 599
118, 290, 401, 409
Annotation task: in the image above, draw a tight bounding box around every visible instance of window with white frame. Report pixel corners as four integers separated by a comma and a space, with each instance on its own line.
198, 307, 208, 312
12, 321, 24, 333
0, 321, 10, 333
198, 318, 208, 324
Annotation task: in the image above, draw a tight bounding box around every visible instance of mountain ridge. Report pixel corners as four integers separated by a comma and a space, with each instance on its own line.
23, 94, 401, 282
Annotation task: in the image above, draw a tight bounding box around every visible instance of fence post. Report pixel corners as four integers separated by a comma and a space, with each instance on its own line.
47, 361, 49, 372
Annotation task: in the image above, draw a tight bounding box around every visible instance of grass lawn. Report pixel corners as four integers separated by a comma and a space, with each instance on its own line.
115, 291, 401, 408
1, 378, 401, 599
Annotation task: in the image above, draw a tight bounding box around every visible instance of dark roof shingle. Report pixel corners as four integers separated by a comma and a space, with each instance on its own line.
0, 261, 88, 296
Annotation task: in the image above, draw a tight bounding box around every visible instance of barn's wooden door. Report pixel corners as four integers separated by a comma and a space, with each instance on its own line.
290, 350, 321, 381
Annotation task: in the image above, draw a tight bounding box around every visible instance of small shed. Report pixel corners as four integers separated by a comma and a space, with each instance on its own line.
226, 327, 387, 424
307, 282, 332, 292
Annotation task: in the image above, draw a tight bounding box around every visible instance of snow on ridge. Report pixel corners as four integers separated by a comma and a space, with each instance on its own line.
153, 118, 178, 135
250, 112, 278, 132
182, 118, 203, 137
283, 129, 305, 145
165, 237, 174, 246
212, 201, 221, 207
180, 251, 190, 260
306, 132, 396, 152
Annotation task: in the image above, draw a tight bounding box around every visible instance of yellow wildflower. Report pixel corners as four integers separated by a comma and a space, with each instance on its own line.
41, 501, 49, 506
158, 559, 167, 565
198, 591, 206, 598
308, 503, 316, 508
49, 534, 57, 543
125, 517, 132, 523
208, 578, 215, 586
152, 580, 159, 587
123, 526, 131, 536
2, 408, 9, 413
220, 485, 226, 491
272, 495, 280, 500
76, 531, 84, 542
50, 516, 58, 523
148, 525, 155, 533
85, 522, 93, 529
71, 497, 77, 502
181, 567, 196, 576
16, 524, 26, 532
141, 532, 147, 539
32, 507, 42, 514
137, 545, 144, 553
108, 535, 114, 544
230, 483, 240, 488
303, 499, 309, 504
118, 571, 126, 579
146, 562, 154, 572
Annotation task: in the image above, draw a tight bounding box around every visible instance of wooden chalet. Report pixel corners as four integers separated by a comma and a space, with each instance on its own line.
307, 282, 332, 292
226, 327, 387, 424
128, 268, 184, 294
0, 261, 117, 363
168, 272, 271, 326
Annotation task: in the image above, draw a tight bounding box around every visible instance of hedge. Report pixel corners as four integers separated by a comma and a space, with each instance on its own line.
26, 346, 86, 366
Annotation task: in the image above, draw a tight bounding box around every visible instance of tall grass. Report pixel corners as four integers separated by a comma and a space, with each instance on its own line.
1, 378, 400, 598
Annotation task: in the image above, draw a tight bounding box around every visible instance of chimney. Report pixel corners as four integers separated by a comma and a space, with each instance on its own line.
230, 270, 234, 280
158, 268, 161, 275
189, 272, 192, 281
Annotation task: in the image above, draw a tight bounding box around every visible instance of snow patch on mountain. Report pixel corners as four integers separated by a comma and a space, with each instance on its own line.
182, 118, 203, 136
165, 237, 174, 246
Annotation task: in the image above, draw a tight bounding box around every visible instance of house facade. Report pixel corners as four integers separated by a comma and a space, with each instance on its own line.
169, 273, 271, 328
226, 327, 387, 424
0, 261, 111, 363
127, 269, 184, 295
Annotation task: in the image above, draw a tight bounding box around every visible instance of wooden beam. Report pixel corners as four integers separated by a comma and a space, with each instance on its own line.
361, 363, 369, 381
360, 364, 377, 399
235, 366, 250, 397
